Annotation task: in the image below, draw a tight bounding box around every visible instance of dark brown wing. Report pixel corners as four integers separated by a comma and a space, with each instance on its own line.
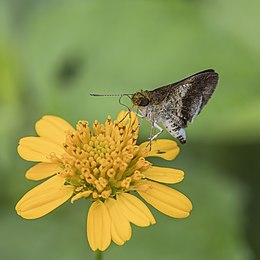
150, 69, 219, 127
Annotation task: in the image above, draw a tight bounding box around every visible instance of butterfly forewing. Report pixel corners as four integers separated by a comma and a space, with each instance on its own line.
150, 70, 218, 124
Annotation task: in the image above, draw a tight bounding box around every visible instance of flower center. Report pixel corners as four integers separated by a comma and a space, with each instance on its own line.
50, 115, 151, 201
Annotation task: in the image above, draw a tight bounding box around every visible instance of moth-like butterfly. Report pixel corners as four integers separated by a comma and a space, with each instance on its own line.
91, 69, 219, 144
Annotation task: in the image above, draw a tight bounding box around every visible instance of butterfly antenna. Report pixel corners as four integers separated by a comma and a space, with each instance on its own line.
90, 93, 132, 97
90, 92, 134, 122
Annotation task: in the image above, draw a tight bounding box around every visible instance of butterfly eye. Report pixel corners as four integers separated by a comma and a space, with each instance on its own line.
139, 97, 149, 106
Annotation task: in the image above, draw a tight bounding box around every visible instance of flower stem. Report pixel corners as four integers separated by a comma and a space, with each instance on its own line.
95, 250, 102, 260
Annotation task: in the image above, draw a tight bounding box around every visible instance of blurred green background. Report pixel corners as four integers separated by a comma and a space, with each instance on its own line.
1, 0, 260, 259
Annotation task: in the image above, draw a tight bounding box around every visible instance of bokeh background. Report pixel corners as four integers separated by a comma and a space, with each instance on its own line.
1, 0, 260, 259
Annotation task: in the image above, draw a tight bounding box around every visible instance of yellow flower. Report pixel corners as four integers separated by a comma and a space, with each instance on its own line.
16, 111, 192, 251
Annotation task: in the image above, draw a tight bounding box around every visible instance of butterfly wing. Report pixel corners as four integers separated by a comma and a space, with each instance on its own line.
150, 69, 219, 127
149, 69, 219, 143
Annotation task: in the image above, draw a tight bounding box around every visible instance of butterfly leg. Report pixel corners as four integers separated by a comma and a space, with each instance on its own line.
149, 122, 164, 141
147, 123, 154, 150
134, 109, 144, 132
145, 122, 163, 150
135, 109, 145, 120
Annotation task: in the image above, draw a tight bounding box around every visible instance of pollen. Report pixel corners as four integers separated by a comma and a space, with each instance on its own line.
53, 114, 150, 202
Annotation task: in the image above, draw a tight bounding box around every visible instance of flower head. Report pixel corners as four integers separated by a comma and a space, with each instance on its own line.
16, 111, 192, 251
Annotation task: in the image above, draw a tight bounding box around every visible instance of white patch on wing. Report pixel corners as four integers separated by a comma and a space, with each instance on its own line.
180, 84, 191, 98
161, 119, 186, 142
191, 96, 203, 123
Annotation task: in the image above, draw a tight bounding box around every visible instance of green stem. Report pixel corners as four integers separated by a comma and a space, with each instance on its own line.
95, 250, 102, 260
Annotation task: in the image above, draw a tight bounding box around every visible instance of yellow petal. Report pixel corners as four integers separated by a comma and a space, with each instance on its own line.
15, 175, 74, 219
116, 193, 155, 227
129, 111, 139, 129
87, 200, 111, 251
71, 190, 92, 203
35, 115, 74, 145
117, 110, 138, 128
116, 110, 130, 122
138, 180, 192, 218
140, 139, 180, 160
105, 198, 132, 245
18, 137, 64, 162
25, 162, 62, 180
143, 166, 184, 184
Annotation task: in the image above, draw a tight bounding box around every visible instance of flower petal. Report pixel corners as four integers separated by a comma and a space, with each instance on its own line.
71, 190, 92, 203
105, 198, 132, 245
143, 166, 184, 184
17, 137, 65, 162
117, 110, 139, 129
15, 175, 74, 219
138, 180, 192, 218
25, 162, 62, 180
116, 193, 155, 227
87, 200, 111, 251
35, 115, 74, 145
140, 139, 180, 160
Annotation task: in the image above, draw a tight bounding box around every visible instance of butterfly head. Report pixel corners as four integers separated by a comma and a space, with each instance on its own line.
131, 91, 151, 107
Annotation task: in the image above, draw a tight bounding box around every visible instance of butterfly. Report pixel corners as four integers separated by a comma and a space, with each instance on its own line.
91, 69, 219, 144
